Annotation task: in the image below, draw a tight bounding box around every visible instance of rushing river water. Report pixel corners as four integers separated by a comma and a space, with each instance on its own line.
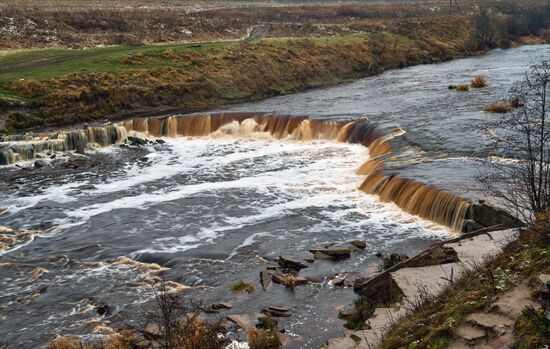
1, 45, 549, 348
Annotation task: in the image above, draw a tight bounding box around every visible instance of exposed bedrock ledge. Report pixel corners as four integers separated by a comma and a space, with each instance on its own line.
327, 228, 520, 349
464, 203, 524, 233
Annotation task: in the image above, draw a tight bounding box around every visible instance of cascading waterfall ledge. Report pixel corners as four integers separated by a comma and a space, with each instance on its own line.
0, 112, 476, 232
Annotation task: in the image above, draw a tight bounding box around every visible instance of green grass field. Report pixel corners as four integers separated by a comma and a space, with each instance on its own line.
0, 41, 236, 83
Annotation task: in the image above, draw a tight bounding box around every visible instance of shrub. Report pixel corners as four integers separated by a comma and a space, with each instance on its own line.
282, 274, 297, 290
229, 280, 255, 294
247, 327, 281, 349
5, 112, 41, 131
514, 306, 550, 347
533, 211, 550, 234
45, 282, 227, 349
483, 102, 514, 113
471, 76, 487, 88
104, 330, 138, 349
456, 84, 470, 92
12, 79, 47, 98
473, 7, 497, 49
132, 280, 228, 349
46, 331, 142, 349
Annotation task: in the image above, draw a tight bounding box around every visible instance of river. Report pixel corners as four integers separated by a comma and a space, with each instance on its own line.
0, 44, 548, 348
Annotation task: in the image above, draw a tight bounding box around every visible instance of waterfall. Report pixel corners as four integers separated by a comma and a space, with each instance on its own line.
0, 113, 471, 231
360, 173, 471, 231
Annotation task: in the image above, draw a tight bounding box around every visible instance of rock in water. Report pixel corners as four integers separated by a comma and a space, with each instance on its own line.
34, 159, 48, 169
271, 272, 286, 285
277, 256, 309, 270
206, 302, 233, 313
309, 248, 352, 257
310, 248, 352, 260
330, 276, 345, 286
260, 269, 274, 290
312, 251, 334, 260
257, 314, 278, 329
227, 314, 253, 330
127, 136, 148, 146
350, 240, 367, 249
96, 304, 110, 316
262, 306, 291, 317
295, 276, 308, 285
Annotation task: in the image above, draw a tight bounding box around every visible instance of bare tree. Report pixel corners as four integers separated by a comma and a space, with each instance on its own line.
473, 6, 497, 49
129, 280, 228, 349
480, 58, 550, 225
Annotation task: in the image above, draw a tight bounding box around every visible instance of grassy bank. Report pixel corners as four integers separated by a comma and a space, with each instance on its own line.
379, 228, 550, 348
0, 15, 463, 131
0, 8, 548, 132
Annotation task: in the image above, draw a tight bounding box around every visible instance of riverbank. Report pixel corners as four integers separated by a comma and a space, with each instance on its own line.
378, 226, 549, 349
322, 225, 549, 349
1, 9, 549, 133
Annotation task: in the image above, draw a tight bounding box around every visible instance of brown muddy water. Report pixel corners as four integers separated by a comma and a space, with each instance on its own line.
1, 45, 549, 348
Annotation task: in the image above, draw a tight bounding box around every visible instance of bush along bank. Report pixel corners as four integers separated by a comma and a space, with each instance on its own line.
1, 13, 549, 133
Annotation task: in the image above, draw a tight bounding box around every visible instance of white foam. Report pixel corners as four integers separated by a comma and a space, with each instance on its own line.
4, 137, 450, 257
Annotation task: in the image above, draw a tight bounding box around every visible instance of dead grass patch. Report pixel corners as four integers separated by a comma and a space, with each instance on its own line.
229, 280, 255, 294
471, 75, 487, 88
247, 327, 282, 349
514, 306, 550, 348
484, 101, 515, 113
46, 337, 82, 349
281, 274, 297, 290
456, 83, 470, 92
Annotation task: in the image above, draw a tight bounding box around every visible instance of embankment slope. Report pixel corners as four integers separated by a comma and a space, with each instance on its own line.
1, 13, 544, 133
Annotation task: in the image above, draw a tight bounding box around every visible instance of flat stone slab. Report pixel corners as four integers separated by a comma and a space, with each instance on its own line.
313, 251, 336, 260
465, 313, 513, 329
227, 314, 254, 330
324, 336, 360, 349
486, 334, 514, 349
390, 263, 465, 302
309, 248, 352, 256
364, 307, 408, 333
444, 229, 517, 267
456, 324, 486, 342
329, 307, 410, 349
536, 273, 550, 284
277, 256, 308, 269
262, 306, 291, 317
488, 229, 519, 249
